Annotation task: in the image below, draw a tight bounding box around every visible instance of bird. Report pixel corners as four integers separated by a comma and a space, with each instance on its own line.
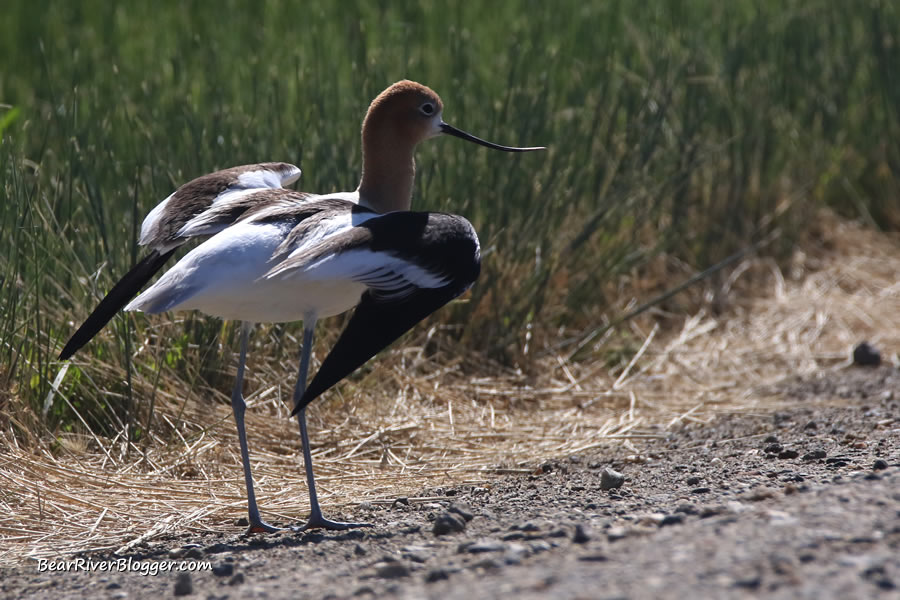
60, 80, 544, 532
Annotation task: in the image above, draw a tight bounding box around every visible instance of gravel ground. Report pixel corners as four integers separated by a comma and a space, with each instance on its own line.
3, 365, 898, 599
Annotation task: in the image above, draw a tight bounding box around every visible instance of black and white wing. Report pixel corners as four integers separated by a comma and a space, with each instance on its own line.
269, 210, 481, 413
59, 162, 302, 360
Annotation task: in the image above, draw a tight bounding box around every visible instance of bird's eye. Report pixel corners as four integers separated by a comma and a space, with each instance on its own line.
419, 102, 435, 116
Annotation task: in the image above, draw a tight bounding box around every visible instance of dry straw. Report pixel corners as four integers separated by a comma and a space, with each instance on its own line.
2, 215, 898, 567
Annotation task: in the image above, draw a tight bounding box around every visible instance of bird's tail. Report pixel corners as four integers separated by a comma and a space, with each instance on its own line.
58, 248, 176, 360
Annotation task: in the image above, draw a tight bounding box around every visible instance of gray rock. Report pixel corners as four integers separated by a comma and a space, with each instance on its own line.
375, 561, 411, 579
425, 568, 450, 583
852, 341, 881, 366
578, 553, 608, 562
448, 502, 475, 522
173, 572, 192, 596
573, 523, 591, 544
432, 512, 466, 536
600, 468, 626, 490
660, 514, 685, 527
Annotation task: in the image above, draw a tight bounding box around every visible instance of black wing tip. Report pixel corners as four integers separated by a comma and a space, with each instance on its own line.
58, 345, 77, 361
289, 387, 318, 416
56, 249, 174, 361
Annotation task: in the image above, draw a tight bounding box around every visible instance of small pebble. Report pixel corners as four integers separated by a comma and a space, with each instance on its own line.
375, 562, 411, 579
572, 524, 591, 544
686, 476, 701, 486
778, 449, 800, 459
852, 341, 881, 366
764, 435, 779, 443
173, 572, 193, 596
578, 553, 608, 562
212, 562, 234, 577
228, 573, 245, 586
548, 528, 568, 538
733, 573, 762, 589
764, 443, 783, 454
425, 568, 450, 583
873, 459, 888, 471
448, 502, 474, 522
660, 514, 684, 527
600, 468, 625, 490
432, 512, 466, 536
803, 449, 827, 460
606, 527, 628, 541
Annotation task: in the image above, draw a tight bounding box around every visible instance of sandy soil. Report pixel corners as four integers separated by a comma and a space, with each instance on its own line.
3, 364, 897, 599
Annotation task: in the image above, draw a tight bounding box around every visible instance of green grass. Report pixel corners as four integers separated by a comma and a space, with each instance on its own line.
2, 0, 898, 438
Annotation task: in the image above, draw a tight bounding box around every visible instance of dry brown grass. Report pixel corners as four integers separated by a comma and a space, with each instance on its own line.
2, 213, 898, 567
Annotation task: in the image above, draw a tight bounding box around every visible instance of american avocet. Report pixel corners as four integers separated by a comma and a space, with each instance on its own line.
62, 80, 544, 532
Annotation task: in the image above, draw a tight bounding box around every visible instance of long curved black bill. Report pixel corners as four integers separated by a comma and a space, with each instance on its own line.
440, 122, 545, 152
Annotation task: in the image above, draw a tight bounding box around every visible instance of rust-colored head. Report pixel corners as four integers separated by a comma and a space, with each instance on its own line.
357, 80, 544, 213
362, 80, 445, 148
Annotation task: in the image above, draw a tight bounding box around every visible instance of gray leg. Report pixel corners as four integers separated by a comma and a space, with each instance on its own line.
231, 321, 281, 533
293, 317, 372, 531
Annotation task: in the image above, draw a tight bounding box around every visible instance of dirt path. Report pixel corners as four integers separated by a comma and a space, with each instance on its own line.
3, 366, 897, 599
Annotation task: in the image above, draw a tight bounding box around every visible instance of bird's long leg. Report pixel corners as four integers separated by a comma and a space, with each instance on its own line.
231, 321, 282, 533
293, 317, 372, 531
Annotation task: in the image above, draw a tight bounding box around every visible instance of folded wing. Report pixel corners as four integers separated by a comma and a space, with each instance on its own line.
283, 211, 481, 413
59, 163, 302, 359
